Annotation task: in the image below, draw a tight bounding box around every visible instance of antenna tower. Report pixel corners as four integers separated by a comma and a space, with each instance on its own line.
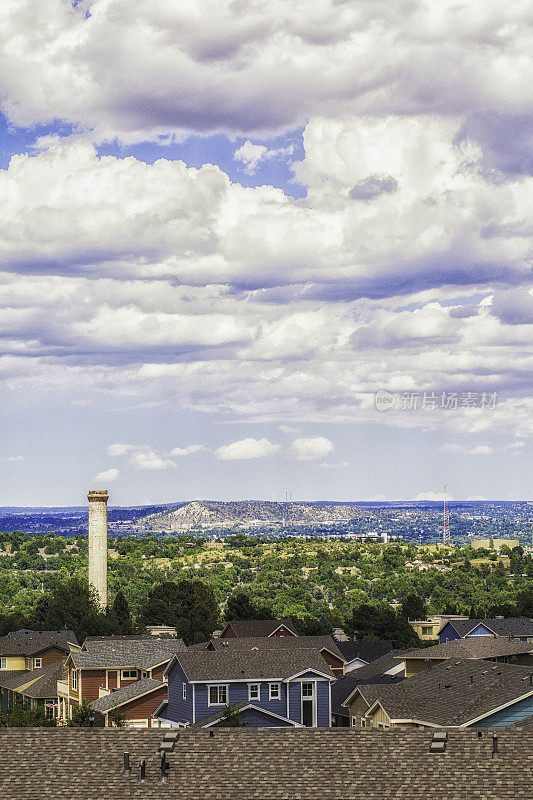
442, 483, 450, 546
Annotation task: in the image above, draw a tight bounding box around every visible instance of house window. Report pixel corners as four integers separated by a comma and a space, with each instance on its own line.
0, 657, 6, 670
248, 683, 260, 701
302, 682, 314, 698
33, 658, 42, 670
182, 683, 187, 700
71, 669, 77, 691
208, 685, 228, 706
422, 626, 433, 636
377, 722, 390, 729
122, 670, 138, 680
351, 716, 357, 727
269, 683, 280, 700
142, 671, 148, 678
26, 658, 32, 670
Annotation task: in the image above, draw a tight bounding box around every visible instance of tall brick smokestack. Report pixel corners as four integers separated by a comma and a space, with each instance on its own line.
88, 489, 109, 609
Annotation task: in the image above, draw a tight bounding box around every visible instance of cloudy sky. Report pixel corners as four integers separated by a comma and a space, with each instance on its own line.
0, 0, 532, 506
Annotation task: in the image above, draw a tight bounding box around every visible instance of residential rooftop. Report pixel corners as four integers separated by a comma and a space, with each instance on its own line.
91, 678, 165, 714
0, 727, 532, 799
221, 619, 299, 637
170, 648, 336, 682
402, 637, 533, 661
442, 617, 533, 638
0, 629, 78, 656
190, 635, 345, 660
71, 637, 186, 671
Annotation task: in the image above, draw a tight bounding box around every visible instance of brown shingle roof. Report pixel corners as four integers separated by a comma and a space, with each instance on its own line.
91, 678, 165, 713
442, 617, 533, 638
1, 727, 532, 799
190, 635, 344, 660
347, 659, 533, 726
72, 637, 186, 670
172, 649, 336, 682
221, 619, 299, 637
0, 629, 78, 656
402, 637, 533, 661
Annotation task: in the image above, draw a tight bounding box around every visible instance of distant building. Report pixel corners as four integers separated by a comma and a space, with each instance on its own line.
401, 637, 533, 678
409, 615, 469, 641
471, 538, 520, 551
0, 629, 78, 672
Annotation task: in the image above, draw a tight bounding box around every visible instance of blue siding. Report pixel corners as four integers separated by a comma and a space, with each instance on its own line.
289, 682, 302, 724
236, 707, 294, 727
166, 659, 193, 723
439, 623, 460, 643
194, 680, 289, 723
466, 624, 494, 637
471, 694, 533, 727
316, 680, 331, 727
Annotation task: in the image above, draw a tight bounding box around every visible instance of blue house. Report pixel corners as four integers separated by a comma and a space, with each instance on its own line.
440, 618, 533, 644
162, 649, 335, 728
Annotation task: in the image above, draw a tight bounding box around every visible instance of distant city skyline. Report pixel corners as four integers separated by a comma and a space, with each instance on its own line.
0, 2, 531, 505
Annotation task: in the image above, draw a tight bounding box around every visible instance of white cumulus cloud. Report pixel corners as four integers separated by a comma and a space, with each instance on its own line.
215, 437, 280, 460
290, 437, 334, 461
93, 468, 120, 483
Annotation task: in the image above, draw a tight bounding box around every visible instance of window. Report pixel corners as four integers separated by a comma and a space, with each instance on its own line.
302, 682, 314, 698
33, 658, 42, 670
351, 716, 357, 727
26, 658, 32, 670
422, 626, 433, 636
142, 671, 148, 678
377, 722, 390, 729
208, 685, 228, 706
182, 683, 187, 701
269, 683, 280, 700
0, 657, 6, 670
360, 718, 367, 728
71, 669, 77, 691
248, 683, 260, 701
122, 670, 138, 680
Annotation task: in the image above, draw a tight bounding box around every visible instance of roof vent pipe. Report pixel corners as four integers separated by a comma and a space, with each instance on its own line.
139, 759, 146, 783
160, 752, 171, 783
492, 734, 499, 759
123, 752, 131, 777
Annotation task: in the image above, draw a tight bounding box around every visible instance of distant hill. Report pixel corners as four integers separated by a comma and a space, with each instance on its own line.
140, 500, 370, 532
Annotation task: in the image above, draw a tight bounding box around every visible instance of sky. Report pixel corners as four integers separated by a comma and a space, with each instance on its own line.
0, 0, 532, 506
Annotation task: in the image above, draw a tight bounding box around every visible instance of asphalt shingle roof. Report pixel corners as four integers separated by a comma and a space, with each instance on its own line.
0, 629, 78, 656
72, 636, 186, 670
402, 636, 533, 661
190, 635, 344, 660
0, 659, 66, 698
336, 640, 393, 664
347, 659, 533, 726
222, 619, 299, 637
443, 617, 533, 638
91, 678, 165, 713
173, 648, 336, 682
1, 727, 532, 799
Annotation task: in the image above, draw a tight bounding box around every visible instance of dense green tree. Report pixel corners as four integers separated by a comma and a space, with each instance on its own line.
30, 576, 116, 642
292, 616, 331, 636
113, 590, 133, 634
347, 602, 422, 648
140, 580, 220, 644
400, 593, 427, 621
225, 592, 259, 621
0, 610, 30, 636
0, 700, 55, 727
217, 704, 247, 727
68, 700, 96, 727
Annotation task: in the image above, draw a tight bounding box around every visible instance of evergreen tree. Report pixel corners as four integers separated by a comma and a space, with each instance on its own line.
29, 576, 114, 643
225, 591, 258, 621
400, 593, 427, 621
140, 580, 220, 644
113, 591, 133, 634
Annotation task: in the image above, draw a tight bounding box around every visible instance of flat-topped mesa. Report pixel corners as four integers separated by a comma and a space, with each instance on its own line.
88, 489, 109, 609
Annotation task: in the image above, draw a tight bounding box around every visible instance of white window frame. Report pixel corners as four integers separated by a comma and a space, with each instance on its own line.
269, 682, 280, 700
71, 669, 77, 691
208, 684, 228, 706
121, 669, 138, 680
360, 717, 367, 728
33, 658, 42, 670
302, 682, 314, 698
182, 683, 187, 700
248, 683, 260, 701
0, 657, 6, 669
351, 716, 357, 727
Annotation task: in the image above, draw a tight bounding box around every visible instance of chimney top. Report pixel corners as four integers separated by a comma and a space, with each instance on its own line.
88, 490, 109, 502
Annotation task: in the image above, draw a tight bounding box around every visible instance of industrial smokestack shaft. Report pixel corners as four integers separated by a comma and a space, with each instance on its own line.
88, 489, 109, 608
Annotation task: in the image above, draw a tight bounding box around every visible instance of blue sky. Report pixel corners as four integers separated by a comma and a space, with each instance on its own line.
0, 1, 531, 506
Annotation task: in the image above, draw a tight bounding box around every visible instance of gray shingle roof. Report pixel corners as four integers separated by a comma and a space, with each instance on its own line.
0, 659, 66, 698
72, 637, 186, 670
331, 671, 404, 718
190, 635, 345, 660
0, 629, 78, 656
343, 649, 408, 681
1, 727, 533, 799
346, 659, 533, 726
173, 649, 336, 682
91, 678, 165, 713
402, 636, 533, 661
442, 617, 533, 638
336, 640, 393, 663
221, 619, 299, 637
